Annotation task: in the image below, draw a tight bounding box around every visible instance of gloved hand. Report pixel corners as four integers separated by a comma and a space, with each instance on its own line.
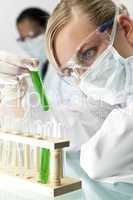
0, 51, 28, 83
0, 51, 39, 104
0, 51, 40, 121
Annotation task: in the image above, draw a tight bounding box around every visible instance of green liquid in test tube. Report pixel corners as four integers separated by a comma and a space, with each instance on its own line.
30, 69, 50, 183
30, 70, 49, 111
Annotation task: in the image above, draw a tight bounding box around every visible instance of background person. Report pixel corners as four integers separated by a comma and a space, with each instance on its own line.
16, 7, 49, 81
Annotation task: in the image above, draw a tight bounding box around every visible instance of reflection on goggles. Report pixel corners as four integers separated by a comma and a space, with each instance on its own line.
60, 32, 111, 78
60, 17, 114, 78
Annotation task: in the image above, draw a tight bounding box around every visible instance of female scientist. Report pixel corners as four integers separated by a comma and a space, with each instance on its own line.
44, 0, 133, 181
0, 0, 133, 184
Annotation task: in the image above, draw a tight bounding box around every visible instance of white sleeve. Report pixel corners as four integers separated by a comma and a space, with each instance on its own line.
80, 107, 133, 180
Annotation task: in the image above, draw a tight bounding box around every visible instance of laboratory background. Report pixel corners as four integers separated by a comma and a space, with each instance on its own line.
0, 0, 132, 54
0, 0, 59, 55
1, 0, 133, 200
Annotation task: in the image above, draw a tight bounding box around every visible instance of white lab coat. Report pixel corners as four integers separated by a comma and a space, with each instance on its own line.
43, 66, 133, 183
80, 99, 133, 183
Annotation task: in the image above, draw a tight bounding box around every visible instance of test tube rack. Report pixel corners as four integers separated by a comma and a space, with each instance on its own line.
0, 130, 81, 197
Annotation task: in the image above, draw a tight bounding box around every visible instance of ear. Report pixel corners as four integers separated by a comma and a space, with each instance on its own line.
118, 15, 133, 45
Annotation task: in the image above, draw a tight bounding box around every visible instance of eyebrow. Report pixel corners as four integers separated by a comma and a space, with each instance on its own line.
97, 18, 114, 33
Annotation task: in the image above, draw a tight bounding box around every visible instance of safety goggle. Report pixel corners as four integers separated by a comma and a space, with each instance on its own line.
57, 7, 119, 82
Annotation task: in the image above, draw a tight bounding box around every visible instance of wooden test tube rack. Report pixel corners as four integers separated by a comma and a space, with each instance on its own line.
0, 130, 82, 197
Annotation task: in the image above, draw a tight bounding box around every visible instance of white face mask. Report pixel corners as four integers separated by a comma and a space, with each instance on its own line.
18, 34, 47, 68
79, 46, 133, 105
78, 7, 133, 106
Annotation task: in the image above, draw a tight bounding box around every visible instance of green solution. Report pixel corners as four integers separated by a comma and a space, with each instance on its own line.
31, 70, 49, 111
30, 69, 50, 184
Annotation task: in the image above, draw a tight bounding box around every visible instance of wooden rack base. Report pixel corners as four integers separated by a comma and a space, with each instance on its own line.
0, 130, 82, 197
0, 173, 81, 197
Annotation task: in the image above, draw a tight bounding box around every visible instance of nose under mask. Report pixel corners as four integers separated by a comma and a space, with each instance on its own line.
79, 46, 133, 105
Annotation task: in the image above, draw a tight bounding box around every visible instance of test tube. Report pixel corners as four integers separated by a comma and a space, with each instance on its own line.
24, 142, 30, 177
39, 148, 50, 184
5, 141, 12, 173
33, 120, 41, 178
0, 140, 3, 170
11, 118, 25, 177
34, 146, 40, 178
28, 62, 50, 184
11, 142, 19, 176
1, 141, 7, 172
30, 69, 49, 112
23, 123, 32, 178
17, 143, 24, 177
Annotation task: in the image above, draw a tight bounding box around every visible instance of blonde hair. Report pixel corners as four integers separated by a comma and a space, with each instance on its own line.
45, 0, 128, 67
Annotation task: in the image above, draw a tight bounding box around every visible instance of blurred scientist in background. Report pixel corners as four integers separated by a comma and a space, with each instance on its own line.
16, 7, 49, 81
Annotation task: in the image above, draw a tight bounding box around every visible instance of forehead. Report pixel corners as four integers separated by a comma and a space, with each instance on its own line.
54, 14, 97, 67
17, 19, 40, 37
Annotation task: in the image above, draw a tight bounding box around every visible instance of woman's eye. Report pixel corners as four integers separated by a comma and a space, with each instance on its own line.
77, 47, 97, 66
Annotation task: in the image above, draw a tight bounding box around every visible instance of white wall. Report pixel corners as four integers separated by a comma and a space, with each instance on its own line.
0, 0, 59, 55
0, 0, 133, 56
121, 0, 133, 15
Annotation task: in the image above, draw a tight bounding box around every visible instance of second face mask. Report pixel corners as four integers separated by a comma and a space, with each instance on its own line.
19, 34, 47, 67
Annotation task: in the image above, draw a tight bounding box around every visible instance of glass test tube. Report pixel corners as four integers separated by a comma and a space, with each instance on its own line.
30, 68, 50, 184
